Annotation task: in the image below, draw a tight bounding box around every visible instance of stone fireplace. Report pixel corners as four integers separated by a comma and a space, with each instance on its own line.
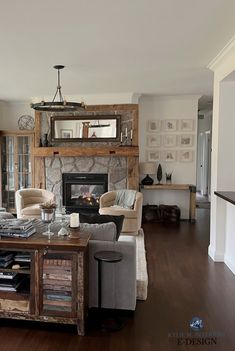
45, 156, 127, 209
62, 173, 108, 213
33, 104, 139, 200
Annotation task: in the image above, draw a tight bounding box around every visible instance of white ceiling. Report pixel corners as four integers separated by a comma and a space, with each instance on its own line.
0, 0, 235, 102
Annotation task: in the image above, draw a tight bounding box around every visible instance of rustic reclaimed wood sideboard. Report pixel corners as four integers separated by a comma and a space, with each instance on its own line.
0, 232, 90, 335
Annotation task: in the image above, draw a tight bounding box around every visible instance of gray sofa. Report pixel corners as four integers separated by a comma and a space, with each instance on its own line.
80, 222, 137, 311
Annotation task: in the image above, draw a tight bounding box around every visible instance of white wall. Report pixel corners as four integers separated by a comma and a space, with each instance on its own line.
0, 101, 32, 130
224, 202, 235, 274
208, 36, 235, 263
217, 81, 235, 189
139, 95, 199, 219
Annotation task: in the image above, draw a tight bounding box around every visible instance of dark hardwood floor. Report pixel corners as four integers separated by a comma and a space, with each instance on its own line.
1, 208, 235, 350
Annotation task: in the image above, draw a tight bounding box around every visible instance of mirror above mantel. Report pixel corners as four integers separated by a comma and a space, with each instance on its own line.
51, 115, 121, 142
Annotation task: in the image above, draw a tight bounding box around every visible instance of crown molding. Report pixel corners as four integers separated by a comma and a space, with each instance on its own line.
208, 35, 235, 71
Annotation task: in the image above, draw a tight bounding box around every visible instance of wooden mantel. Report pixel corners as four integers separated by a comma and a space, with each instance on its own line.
32, 146, 139, 157
33, 105, 140, 190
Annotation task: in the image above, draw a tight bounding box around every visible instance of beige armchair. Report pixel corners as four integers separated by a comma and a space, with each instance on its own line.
15, 188, 55, 219
99, 190, 143, 235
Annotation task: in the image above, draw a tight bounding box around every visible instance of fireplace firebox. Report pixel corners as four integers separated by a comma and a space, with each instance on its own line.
62, 173, 108, 213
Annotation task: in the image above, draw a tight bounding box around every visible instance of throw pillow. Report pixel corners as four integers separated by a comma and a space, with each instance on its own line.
79, 213, 124, 240
80, 222, 117, 241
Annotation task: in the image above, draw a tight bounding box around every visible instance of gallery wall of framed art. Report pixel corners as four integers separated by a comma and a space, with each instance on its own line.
146, 119, 195, 163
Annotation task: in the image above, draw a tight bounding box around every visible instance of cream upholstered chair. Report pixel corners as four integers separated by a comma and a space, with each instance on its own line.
99, 190, 143, 235
15, 188, 55, 219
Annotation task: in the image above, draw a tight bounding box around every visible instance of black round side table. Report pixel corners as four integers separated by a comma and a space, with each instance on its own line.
94, 250, 123, 331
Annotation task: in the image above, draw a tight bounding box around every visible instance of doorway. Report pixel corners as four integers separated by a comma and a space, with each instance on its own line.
196, 98, 212, 208
197, 131, 211, 197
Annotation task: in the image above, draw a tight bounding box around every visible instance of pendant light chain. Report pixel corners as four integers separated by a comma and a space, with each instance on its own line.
31, 65, 85, 112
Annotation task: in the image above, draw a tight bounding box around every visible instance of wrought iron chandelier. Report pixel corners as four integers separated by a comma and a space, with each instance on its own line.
31, 65, 86, 112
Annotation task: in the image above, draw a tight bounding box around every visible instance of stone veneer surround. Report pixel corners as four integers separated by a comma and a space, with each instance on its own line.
45, 156, 127, 205
34, 104, 139, 195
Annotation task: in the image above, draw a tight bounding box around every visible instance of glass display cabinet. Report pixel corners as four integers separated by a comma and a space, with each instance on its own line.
0, 131, 34, 212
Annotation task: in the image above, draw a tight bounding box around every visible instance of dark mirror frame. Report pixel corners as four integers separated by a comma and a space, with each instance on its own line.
51, 115, 121, 142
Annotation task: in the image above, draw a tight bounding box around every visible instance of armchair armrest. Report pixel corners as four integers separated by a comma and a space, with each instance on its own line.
15, 191, 24, 218
99, 191, 116, 208
134, 192, 143, 230
134, 192, 143, 211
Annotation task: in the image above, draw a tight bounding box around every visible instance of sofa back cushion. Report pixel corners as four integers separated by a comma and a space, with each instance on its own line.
80, 222, 117, 241
80, 213, 124, 240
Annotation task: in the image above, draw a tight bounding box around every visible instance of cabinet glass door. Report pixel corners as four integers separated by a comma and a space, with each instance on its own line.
17, 136, 32, 189
1, 133, 34, 211
1, 136, 15, 210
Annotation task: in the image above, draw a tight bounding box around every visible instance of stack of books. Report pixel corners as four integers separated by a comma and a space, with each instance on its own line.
0, 251, 30, 292
0, 219, 36, 238
0, 251, 15, 268
14, 252, 31, 263
0, 272, 24, 292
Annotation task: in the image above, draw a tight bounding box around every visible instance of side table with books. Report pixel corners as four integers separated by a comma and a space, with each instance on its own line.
0, 219, 90, 336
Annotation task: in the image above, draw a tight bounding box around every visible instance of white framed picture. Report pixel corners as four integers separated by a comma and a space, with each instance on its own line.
179, 134, 194, 147
180, 119, 194, 132
179, 150, 194, 162
60, 129, 73, 138
162, 120, 178, 132
162, 150, 177, 162
147, 150, 161, 162
147, 120, 161, 133
147, 134, 161, 147
163, 134, 177, 148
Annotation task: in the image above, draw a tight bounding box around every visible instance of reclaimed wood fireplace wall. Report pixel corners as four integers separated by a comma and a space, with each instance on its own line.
32, 104, 140, 195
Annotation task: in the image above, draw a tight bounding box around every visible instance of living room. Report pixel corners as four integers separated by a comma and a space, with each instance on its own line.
1, 1, 235, 350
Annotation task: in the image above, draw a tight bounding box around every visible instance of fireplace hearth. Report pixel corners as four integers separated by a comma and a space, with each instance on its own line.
62, 173, 108, 213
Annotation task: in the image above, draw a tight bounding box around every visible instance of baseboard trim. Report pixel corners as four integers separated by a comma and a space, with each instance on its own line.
208, 245, 224, 261
224, 256, 235, 275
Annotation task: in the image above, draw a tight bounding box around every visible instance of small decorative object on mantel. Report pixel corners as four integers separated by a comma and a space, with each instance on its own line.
42, 133, 49, 147
156, 164, 163, 184
120, 127, 133, 146
166, 171, 173, 184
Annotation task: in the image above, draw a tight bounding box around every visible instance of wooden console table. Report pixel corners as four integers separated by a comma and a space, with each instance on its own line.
140, 184, 196, 222
0, 232, 90, 335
